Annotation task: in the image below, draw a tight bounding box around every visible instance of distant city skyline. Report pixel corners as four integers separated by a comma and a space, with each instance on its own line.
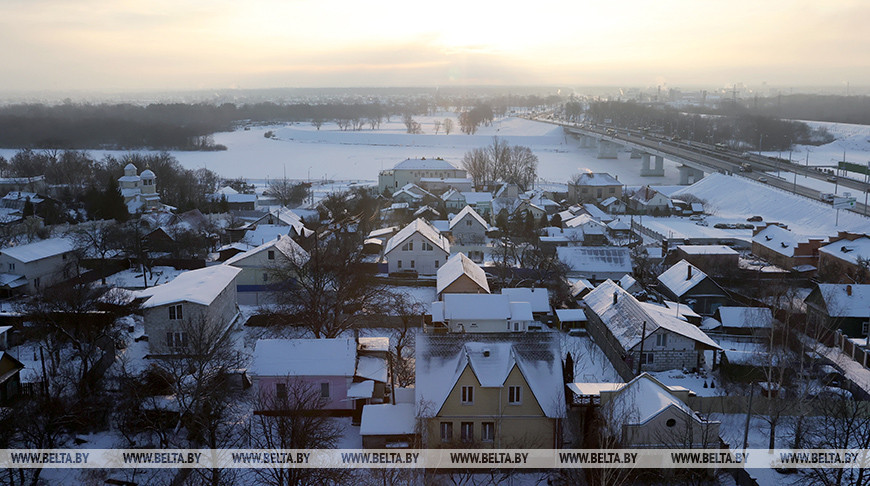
1, 0, 868, 94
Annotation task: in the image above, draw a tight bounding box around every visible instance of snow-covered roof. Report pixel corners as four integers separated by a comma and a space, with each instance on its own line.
564, 214, 605, 232
583, 280, 720, 351
582, 203, 613, 222
242, 224, 292, 246
384, 218, 449, 255
618, 274, 638, 290
557, 247, 632, 276
500, 287, 550, 314
657, 260, 707, 298
677, 245, 738, 255
569, 278, 595, 297
0, 237, 74, 263
215, 186, 239, 195
602, 373, 708, 430
347, 380, 375, 399
139, 265, 242, 308
415, 333, 565, 418
448, 205, 488, 231
662, 300, 701, 320
716, 306, 773, 329
360, 403, 416, 436
600, 196, 621, 207
555, 308, 587, 322
812, 284, 870, 318
436, 252, 489, 295
440, 294, 532, 321
356, 355, 389, 383
358, 336, 390, 353
752, 225, 820, 258
224, 235, 309, 267
264, 207, 313, 237
393, 158, 460, 171
572, 173, 621, 186
367, 226, 399, 239
607, 219, 631, 231
461, 191, 493, 205
819, 237, 870, 265
250, 338, 357, 377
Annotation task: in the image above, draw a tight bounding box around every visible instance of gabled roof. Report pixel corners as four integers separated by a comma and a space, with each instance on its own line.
572, 173, 621, 186
439, 294, 532, 321
415, 333, 565, 418
583, 280, 720, 351
436, 252, 490, 295
449, 206, 488, 231
242, 224, 293, 246
657, 260, 707, 298
569, 278, 595, 298
600, 196, 621, 207
224, 235, 310, 267
139, 265, 242, 308
0, 237, 74, 263
677, 245, 738, 256
819, 237, 870, 265
582, 203, 613, 222
393, 158, 460, 171
384, 218, 449, 255
602, 373, 710, 429
462, 192, 493, 205
250, 338, 357, 377
564, 213, 603, 229
716, 306, 773, 329
809, 284, 870, 317
557, 247, 632, 275
752, 225, 819, 258
500, 287, 551, 314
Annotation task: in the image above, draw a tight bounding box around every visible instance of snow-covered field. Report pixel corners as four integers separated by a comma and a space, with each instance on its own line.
0, 115, 685, 185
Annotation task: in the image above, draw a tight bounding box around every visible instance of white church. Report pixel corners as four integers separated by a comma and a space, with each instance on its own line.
118, 163, 164, 213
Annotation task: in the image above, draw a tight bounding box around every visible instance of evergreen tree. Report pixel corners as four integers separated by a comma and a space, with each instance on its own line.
22, 197, 34, 217
102, 179, 129, 222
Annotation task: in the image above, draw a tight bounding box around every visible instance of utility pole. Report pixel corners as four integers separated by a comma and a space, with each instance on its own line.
636, 320, 647, 376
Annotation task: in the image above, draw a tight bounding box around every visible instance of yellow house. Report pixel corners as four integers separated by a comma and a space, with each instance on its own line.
415, 333, 565, 448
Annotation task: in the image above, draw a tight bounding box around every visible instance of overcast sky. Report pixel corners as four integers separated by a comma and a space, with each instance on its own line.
1, 0, 868, 92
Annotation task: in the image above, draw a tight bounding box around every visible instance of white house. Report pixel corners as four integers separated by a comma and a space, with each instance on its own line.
118, 163, 163, 213
500, 287, 551, 317
0, 237, 75, 294
379, 158, 466, 194
449, 206, 489, 245
384, 218, 450, 276
224, 235, 310, 305
139, 265, 242, 356
430, 294, 533, 333
436, 252, 490, 298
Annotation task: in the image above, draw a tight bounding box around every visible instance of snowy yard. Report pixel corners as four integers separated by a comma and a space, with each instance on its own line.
563, 334, 622, 383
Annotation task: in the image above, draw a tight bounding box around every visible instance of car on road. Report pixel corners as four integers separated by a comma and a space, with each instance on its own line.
827, 176, 838, 182
821, 193, 836, 202
758, 177, 768, 183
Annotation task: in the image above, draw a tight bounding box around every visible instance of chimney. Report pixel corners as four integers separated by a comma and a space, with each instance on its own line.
613, 292, 618, 305
847, 285, 852, 296
687, 264, 693, 280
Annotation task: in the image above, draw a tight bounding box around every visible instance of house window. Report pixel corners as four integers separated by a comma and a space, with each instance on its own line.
320, 383, 330, 399
263, 272, 269, 282
461, 385, 474, 405
642, 353, 654, 365
7, 263, 14, 271
166, 331, 188, 350
481, 422, 494, 442
33, 277, 40, 288
435, 260, 439, 268
398, 260, 402, 269
509, 386, 522, 405
168, 304, 183, 320
276, 383, 287, 399
863, 321, 869, 335
460, 422, 474, 443
440, 422, 453, 442
410, 260, 415, 268
514, 322, 521, 332
610, 187, 616, 194
466, 219, 472, 226
423, 242, 433, 251
267, 250, 275, 260
656, 333, 668, 347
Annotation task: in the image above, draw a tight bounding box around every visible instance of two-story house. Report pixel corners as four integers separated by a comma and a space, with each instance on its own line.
379, 158, 467, 194
415, 333, 565, 448
384, 218, 450, 276
449, 206, 489, 245
139, 265, 242, 356
436, 252, 490, 299
657, 260, 731, 315
569, 173, 623, 204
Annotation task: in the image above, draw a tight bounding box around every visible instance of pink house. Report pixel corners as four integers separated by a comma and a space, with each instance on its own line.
249, 337, 389, 412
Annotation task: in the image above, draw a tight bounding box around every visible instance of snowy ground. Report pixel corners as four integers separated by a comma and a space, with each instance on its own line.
0, 114, 685, 186
648, 369, 725, 397
104, 265, 186, 289
563, 334, 622, 383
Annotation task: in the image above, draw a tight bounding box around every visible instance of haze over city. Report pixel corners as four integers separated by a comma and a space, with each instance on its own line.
1, 0, 868, 94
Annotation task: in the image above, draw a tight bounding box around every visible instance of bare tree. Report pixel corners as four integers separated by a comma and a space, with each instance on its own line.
403, 114, 423, 134
443, 118, 454, 135
799, 394, 870, 485
433, 119, 442, 135
271, 231, 394, 338
461, 147, 490, 189
264, 178, 309, 207
249, 378, 348, 486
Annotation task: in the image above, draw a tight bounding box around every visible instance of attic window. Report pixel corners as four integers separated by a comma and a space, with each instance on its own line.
267, 250, 275, 260
666, 418, 677, 427
765, 236, 772, 241
482, 348, 491, 357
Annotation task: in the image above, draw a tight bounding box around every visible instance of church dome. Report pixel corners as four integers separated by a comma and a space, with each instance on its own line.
140, 169, 156, 179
